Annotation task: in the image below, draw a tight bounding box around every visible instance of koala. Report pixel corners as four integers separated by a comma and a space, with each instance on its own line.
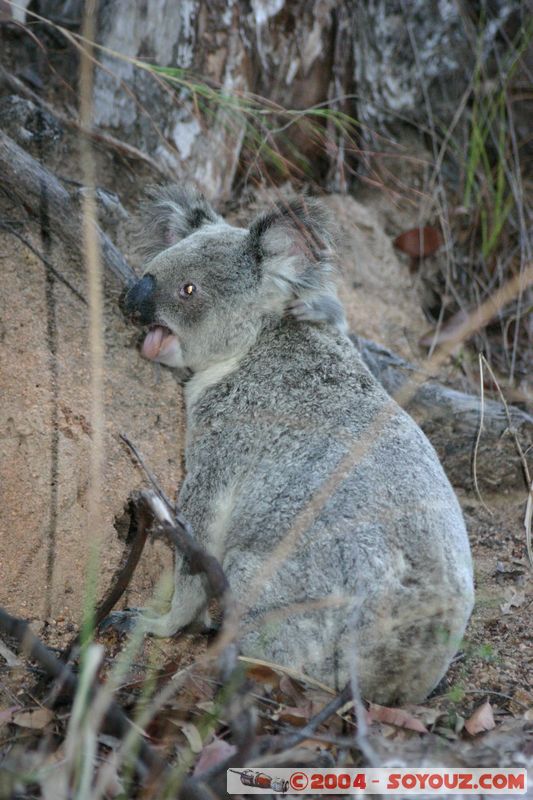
122, 185, 474, 704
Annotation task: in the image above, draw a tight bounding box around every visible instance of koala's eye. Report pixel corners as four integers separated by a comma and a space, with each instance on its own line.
179, 282, 197, 299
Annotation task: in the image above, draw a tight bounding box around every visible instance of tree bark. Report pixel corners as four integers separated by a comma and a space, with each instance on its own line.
29, 1, 525, 196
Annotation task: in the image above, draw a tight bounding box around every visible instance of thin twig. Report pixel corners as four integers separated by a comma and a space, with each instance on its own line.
479, 355, 533, 568
473, 354, 494, 515
138, 490, 230, 603
119, 433, 175, 512
0, 606, 164, 775
480, 356, 532, 487
0, 221, 86, 304
0, 65, 169, 177
274, 682, 353, 751
120, 439, 234, 617
525, 480, 533, 570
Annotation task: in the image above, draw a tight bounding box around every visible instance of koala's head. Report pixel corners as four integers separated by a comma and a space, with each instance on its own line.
123, 185, 339, 371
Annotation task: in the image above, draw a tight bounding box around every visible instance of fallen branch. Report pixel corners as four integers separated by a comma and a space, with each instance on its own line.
113, 489, 250, 799
354, 336, 533, 492
120, 432, 175, 511
0, 606, 164, 776
0, 129, 136, 286
119, 436, 231, 608
187, 705, 258, 798
135, 490, 230, 606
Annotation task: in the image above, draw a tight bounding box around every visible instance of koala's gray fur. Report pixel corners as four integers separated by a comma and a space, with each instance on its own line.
123, 186, 474, 703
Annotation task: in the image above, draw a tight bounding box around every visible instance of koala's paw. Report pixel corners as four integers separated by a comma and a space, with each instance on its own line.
99, 607, 143, 634
286, 298, 319, 322
286, 294, 347, 330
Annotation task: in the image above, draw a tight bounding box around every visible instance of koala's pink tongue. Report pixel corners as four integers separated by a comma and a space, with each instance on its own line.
142, 326, 167, 360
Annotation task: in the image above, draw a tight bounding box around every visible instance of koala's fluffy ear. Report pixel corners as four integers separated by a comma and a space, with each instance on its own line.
137, 184, 222, 261
247, 197, 336, 297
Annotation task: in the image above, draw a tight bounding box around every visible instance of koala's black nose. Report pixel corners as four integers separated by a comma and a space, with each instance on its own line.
122, 274, 157, 325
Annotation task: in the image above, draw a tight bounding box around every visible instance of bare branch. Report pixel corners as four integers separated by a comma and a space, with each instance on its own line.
0, 65, 169, 178
120, 433, 175, 512
355, 336, 533, 492
0, 129, 136, 286
136, 490, 230, 604
65, 496, 150, 654
274, 682, 353, 751
0, 220, 87, 304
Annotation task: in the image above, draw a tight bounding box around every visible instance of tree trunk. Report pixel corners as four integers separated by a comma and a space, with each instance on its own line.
64, 0, 525, 196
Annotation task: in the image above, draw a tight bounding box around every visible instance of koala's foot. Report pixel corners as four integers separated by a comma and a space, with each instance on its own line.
100, 578, 209, 638
99, 607, 143, 634
188, 607, 221, 637
99, 607, 182, 638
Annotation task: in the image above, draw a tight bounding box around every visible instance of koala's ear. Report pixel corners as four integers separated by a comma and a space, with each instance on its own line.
247, 198, 336, 296
137, 184, 222, 260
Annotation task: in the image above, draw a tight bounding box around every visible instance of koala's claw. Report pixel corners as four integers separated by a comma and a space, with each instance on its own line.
99, 608, 143, 634
286, 299, 315, 321
286, 295, 347, 329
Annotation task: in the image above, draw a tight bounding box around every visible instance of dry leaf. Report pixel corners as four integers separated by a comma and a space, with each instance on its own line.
0, 706, 20, 727
196, 700, 217, 714
454, 714, 465, 734
500, 588, 525, 615
0, 2, 14, 22
279, 674, 304, 704
465, 701, 496, 735
393, 226, 443, 259
368, 703, 428, 733
239, 656, 334, 694
245, 663, 280, 688
193, 737, 236, 776
277, 704, 313, 727
405, 705, 444, 727
12, 707, 54, 730
172, 721, 203, 753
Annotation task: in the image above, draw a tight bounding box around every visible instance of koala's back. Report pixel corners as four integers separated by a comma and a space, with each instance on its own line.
181, 320, 474, 702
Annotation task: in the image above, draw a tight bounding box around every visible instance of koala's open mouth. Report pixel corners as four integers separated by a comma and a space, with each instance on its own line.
142, 325, 179, 363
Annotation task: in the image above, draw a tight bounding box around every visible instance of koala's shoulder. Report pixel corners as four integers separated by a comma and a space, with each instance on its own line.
224, 322, 385, 408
